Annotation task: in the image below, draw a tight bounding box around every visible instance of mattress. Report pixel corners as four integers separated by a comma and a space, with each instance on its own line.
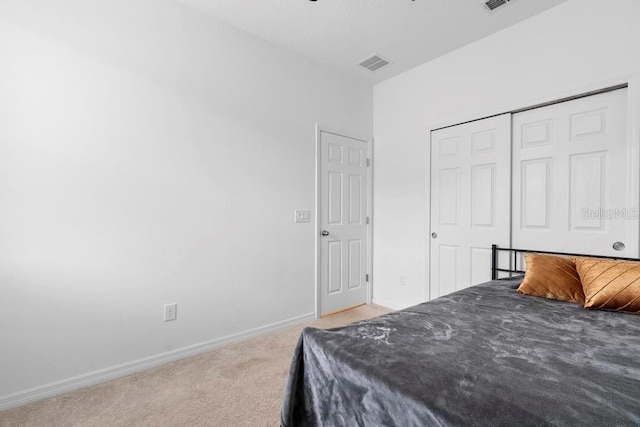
281, 279, 640, 426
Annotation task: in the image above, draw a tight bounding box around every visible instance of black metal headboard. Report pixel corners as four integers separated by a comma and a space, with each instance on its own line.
490, 244, 640, 280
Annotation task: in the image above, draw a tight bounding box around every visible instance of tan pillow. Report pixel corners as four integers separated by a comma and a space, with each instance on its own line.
517, 254, 584, 304
573, 257, 640, 314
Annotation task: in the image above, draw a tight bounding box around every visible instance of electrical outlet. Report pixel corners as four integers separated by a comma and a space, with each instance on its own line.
164, 303, 177, 322
399, 275, 406, 286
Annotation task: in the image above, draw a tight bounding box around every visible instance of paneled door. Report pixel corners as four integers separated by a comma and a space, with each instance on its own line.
319, 131, 368, 316
512, 88, 638, 257
430, 114, 511, 299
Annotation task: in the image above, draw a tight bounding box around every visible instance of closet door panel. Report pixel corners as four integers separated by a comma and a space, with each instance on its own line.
512, 88, 637, 257
520, 158, 552, 229
430, 114, 511, 299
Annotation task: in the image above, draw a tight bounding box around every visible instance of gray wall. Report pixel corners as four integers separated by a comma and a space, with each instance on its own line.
0, 0, 372, 401
372, 0, 640, 309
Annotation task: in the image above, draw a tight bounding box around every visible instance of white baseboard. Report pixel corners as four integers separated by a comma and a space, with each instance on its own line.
0, 312, 315, 412
371, 298, 408, 311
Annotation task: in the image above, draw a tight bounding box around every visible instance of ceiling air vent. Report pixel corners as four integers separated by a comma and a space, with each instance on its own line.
358, 54, 391, 72
484, 0, 511, 11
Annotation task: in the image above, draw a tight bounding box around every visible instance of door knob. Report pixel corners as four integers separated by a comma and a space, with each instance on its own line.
613, 242, 625, 251
321, 230, 330, 236
431, 232, 438, 238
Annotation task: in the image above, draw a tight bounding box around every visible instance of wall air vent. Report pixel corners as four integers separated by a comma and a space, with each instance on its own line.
484, 0, 511, 11
358, 54, 391, 72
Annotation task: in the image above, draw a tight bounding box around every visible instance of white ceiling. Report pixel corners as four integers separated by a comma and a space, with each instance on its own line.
178, 0, 567, 85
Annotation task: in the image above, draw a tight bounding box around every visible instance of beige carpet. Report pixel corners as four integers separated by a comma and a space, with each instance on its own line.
0, 304, 392, 427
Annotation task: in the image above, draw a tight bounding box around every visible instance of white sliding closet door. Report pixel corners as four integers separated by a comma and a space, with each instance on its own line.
430, 114, 511, 299
512, 88, 638, 257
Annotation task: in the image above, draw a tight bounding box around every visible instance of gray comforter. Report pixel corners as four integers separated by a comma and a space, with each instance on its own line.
281, 279, 640, 426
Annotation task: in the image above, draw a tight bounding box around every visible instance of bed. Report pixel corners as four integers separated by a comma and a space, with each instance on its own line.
281, 246, 640, 426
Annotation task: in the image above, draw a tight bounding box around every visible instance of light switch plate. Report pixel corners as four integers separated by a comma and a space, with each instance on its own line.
295, 210, 310, 222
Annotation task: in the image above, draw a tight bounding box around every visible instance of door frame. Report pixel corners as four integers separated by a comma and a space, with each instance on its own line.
315, 124, 373, 319
425, 72, 640, 302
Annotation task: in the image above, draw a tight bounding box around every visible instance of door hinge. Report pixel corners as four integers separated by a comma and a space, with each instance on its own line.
366, 158, 370, 167
366, 274, 370, 282
366, 216, 370, 225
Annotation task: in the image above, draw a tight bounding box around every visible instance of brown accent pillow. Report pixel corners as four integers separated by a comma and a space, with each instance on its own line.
517, 254, 584, 304
573, 257, 640, 314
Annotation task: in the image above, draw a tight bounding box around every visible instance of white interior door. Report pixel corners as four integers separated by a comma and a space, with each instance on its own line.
430, 114, 511, 299
319, 131, 368, 316
512, 88, 638, 257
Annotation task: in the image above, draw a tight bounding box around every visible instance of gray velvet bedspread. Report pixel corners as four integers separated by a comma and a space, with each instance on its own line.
281, 279, 640, 426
